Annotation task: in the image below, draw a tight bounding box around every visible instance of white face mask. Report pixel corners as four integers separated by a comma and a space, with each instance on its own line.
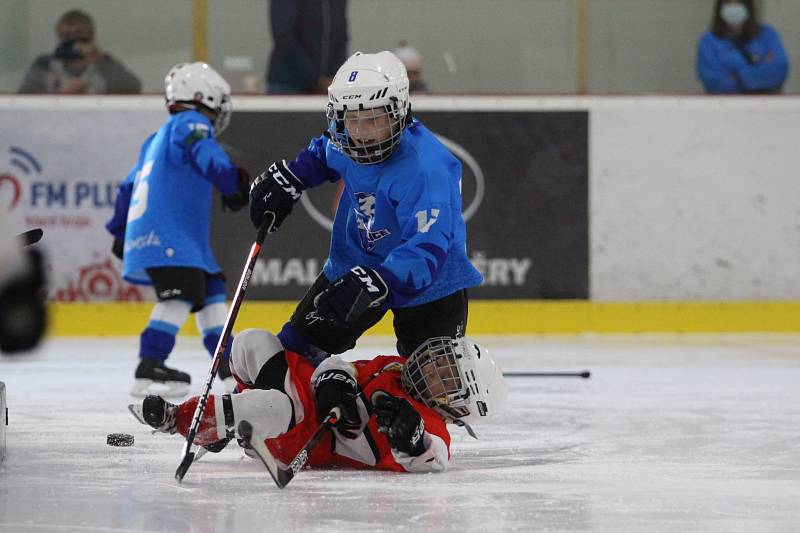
720, 3, 749, 27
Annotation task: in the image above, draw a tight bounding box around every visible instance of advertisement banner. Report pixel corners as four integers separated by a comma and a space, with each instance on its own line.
1, 106, 587, 302
0, 109, 162, 302
213, 110, 588, 300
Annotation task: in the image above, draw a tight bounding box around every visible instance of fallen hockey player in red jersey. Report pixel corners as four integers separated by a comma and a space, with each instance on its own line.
132, 329, 507, 473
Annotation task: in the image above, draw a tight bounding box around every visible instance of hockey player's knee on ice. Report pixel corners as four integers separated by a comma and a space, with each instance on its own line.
230, 329, 287, 388
231, 389, 293, 439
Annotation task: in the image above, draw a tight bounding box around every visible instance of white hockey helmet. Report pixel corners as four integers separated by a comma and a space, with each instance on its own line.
401, 337, 508, 432
326, 51, 410, 164
165, 62, 232, 135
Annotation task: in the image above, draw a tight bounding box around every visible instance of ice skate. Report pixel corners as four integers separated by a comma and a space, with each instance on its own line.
131, 358, 191, 398
128, 394, 178, 434
128, 396, 228, 455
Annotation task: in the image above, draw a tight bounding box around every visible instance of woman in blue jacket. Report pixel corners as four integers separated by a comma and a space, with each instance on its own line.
697, 0, 788, 94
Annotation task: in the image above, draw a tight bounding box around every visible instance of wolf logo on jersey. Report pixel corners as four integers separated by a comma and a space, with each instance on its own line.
354, 192, 390, 252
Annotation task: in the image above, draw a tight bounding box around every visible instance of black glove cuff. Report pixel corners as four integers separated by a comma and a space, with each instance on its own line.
402, 418, 426, 457
251, 160, 305, 199
314, 369, 357, 394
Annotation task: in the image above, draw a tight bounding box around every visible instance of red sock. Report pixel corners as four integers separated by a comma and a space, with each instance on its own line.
177, 396, 222, 445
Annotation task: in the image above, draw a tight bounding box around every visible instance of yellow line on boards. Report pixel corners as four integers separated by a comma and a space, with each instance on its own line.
575, 0, 589, 94
48, 301, 800, 336
192, 0, 208, 62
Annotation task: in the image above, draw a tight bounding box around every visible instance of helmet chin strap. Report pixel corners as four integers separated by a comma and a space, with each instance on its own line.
168, 101, 228, 136
452, 419, 479, 439
168, 101, 210, 115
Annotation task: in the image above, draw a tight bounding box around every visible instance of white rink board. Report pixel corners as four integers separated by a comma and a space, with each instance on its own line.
1, 335, 799, 532
590, 101, 800, 300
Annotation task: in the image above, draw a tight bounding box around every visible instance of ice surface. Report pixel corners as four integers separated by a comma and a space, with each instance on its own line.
1, 334, 799, 533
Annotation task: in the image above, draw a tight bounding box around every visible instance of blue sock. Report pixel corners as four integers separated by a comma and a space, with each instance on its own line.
202, 327, 232, 359
139, 323, 179, 362
277, 322, 330, 366
139, 300, 191, 362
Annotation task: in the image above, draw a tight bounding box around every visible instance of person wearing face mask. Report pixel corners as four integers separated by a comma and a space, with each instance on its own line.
697, 0, 788, 94
18, 9, 141, 94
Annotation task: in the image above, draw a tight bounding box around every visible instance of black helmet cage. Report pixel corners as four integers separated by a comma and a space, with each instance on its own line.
326, 96, 406, 164
401, 336, 472, 421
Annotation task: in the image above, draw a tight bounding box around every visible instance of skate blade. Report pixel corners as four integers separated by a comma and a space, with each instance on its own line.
127, 404, 161, 435
130, 379, 189, 399
128, 403, 147, 425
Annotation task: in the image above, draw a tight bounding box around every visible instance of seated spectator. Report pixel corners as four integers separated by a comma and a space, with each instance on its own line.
18, 9, 142, 94
697, 0, 788, 94
394, 40, 429, 94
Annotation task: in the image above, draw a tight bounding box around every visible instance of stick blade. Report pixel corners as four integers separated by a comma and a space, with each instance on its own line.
239, 420, 292, 488
18, 228, 43, 246
175, 451, 195, 482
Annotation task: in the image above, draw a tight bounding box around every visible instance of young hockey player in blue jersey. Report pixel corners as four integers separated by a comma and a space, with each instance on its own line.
249, 51, 483, 365
106, 62, 249, 397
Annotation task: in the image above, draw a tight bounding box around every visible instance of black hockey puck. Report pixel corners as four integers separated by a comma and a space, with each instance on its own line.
107, 433, 134, 447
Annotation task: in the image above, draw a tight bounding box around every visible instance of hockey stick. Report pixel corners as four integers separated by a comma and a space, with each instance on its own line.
503, 371, 591, 378
17, 228, 43, 246
174, 216, 273, 482
238, 407, 340, 489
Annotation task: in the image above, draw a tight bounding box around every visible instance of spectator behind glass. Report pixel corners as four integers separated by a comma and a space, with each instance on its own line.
394, 40, 430, 94
18, 9, 142, 94
266, 0, 348, 94
697, 0, 788, 94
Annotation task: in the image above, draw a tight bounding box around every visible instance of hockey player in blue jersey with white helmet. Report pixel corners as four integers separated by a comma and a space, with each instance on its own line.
249, 51, 483, 366
106, 62, 250, 397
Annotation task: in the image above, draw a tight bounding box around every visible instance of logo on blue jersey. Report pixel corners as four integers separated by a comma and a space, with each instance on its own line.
354, 192, 390, 252
348, 71, 358, 83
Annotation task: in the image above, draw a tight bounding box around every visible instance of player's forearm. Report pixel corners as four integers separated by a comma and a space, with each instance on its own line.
286, 139, 341, 188
392, 432, 449, 473
376, 235, 451, 306
105, 181, 133, 238
191, 141, 239, 194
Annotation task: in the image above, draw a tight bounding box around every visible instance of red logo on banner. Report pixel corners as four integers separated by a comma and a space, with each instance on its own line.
54, 259, 143, 301
0, 173, 22, 209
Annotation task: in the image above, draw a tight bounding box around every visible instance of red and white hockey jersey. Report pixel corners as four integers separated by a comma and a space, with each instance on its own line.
262, 352, 452, 473
175, 349, 452, 473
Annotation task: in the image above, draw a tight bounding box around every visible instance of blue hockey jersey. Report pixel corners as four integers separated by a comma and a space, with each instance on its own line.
106, 110, 239, 285
287, 119, 483, 307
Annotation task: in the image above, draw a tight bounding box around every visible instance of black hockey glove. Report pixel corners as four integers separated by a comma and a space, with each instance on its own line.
314, 369, 362, 439
222, 166, 251, 212
374, 393, 426, 457
248, 160, 304, 232
0, 248, 47, 354
314, 266, 389, 327
111, 238, 124, 260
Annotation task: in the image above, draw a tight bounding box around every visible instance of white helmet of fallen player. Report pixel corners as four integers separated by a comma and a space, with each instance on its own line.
164, 62, 232, 135
326, 51, 411, 164
401, 337, 507, 435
